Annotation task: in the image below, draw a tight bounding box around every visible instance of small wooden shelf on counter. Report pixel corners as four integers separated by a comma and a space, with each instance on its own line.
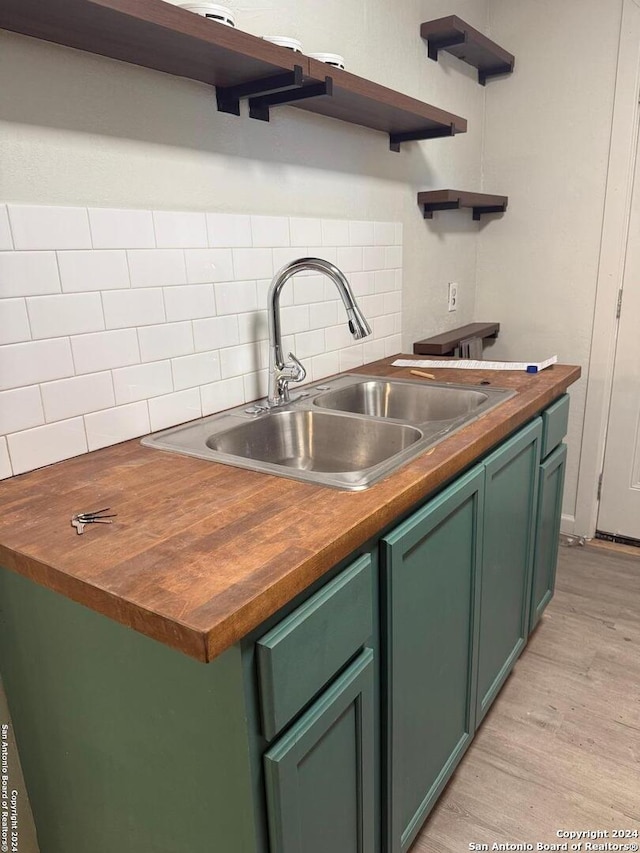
0, 0, 467, 150
420, 15, 515, 86
413, 322, 500, 356
418, 190, 508, 220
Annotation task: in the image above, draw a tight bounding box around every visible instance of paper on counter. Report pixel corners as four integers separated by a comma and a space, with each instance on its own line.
393, 356, 558, 373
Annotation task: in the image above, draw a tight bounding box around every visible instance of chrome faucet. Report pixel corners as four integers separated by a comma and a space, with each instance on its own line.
267, 257, 372, 407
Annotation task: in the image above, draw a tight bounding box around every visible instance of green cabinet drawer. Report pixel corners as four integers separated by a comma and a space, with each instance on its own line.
263, 648, 375, 853
256, 553, 373, 741
541, 394, 569, 458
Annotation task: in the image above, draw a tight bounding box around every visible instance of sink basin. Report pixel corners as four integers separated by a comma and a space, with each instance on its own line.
207, 410, 421, 474
314, 379, 489, 422
141, 374, 515, 490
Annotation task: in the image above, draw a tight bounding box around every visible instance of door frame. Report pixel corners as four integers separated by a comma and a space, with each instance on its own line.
574, 0, 640, 538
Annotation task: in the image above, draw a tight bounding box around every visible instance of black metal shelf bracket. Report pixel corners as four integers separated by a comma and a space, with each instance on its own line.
421, 201, 458, 219
248, 76, 333, 122
478, 62, 514, 86
389, 122, 456, 153
472, 204, 507, 220
426, 35, 465, 62
216, 65, 305, 116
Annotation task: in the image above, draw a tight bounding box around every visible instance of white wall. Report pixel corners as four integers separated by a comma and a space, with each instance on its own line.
0, 0, 490, 356
478, 0, 623, 531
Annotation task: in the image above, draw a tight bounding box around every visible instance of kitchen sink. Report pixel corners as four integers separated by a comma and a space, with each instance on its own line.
141, 374, 515, 490
314, 379, 491, 422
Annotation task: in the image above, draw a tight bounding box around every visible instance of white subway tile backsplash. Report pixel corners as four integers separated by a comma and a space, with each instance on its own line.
348, 271, 375, 297
138, 321, 194, 362
57, 250, 130, 293
384, 292, 402, 315
164, 284, 215, 322
220, 344, 256, 379
184, 248, 233, 284
27, 292, 105, 339
200, 377, 245, 416
148, 389, 202, 431
308, 301, 338, 331
385, 335, 402, 357
279, 305, 309, 336
0, 338, 74, 391
0, 438, 11, 479
385, 246, 402, 269
237, 311, 268, 343
336, 247, 363, 273
193, 316, 239, 352
0, 252, 60, 298
339, 344, 364, 372
363, 246, 385, 271
363, 338, 387, 363
85, 402, 150, 451
251, 216, 289, 248
289, 218, 322, 247
102, 288, 165, 329
0, 207, 13, 250
374, 222, 395, 246
0, 203, 403, 477
41, 372, 115, 423
294, 329, 325, 359
321, 219, 350, 246
113, 361, 173, 405
172, 351, 221, 390
8, 205, 91, 250
0, 299, 30, 344
127, 249, 186, 288
349, 221, 374, 247
310, 351, 340, 382
0, 387, 44, 435
71, 329, 140, 374
374, 269, 395, 294
373, 314, 395, 339
206, 213, 252, 248
8, 418, 88, 475
232, 248, 273, 281
272, 247, 308, 273
361, 294, 385, 318
89, 208, 155, 249
153, 211, 207, 249
215, 280, 257, 316
243, 370, 268, 402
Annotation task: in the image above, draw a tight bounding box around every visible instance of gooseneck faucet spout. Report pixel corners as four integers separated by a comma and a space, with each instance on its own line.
267, 257, 372, 407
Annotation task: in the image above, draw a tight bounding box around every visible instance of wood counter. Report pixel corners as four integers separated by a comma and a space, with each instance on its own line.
0, 358, 580, 662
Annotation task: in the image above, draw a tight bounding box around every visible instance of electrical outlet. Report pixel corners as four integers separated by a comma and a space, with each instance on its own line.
448, 282, 458, 312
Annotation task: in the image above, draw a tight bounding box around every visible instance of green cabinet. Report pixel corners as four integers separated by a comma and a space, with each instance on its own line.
529, 442, 567, 632
263, 648, 375, 853
381, 466, 484, 853
476, 418, 541, 724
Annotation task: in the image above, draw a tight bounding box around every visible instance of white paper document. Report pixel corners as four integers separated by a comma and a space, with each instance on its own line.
392, 355, 558, 373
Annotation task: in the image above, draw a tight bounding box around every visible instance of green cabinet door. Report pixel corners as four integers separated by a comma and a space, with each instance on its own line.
476, 418, 542, 725
381, 465, 484, 853
263, 648, 375, 853
530, 442, 567, 632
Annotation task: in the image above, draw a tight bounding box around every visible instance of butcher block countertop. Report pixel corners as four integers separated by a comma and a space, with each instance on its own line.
0, 358, 580, 662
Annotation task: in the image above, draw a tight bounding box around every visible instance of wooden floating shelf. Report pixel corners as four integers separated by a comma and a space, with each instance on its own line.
417, 190, 508, 220
414, 322, 500, 356
420, 15, 514, 86
0, 0, 467, 150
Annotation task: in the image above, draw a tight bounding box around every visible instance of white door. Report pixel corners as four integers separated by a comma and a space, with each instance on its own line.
598, 117, 640, 539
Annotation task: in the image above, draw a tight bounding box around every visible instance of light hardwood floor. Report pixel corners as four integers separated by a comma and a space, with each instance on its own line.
412, 543, 640, 852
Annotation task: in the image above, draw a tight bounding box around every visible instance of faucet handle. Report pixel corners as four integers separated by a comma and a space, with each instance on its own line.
285, 352, 306, 383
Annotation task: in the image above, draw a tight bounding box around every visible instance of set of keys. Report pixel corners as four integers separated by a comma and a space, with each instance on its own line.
71, 508, 117, 535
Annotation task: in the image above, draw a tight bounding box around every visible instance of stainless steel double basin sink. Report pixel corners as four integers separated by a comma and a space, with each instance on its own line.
142, 374, 515, 490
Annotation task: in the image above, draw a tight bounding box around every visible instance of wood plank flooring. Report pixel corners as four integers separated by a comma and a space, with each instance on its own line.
412, 543, 640, 852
